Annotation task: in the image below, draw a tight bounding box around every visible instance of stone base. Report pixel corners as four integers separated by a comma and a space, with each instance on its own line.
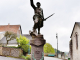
30, 35, 46, 60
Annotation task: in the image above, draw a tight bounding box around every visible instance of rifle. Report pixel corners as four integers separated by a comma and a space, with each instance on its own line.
44, 13, 55, 21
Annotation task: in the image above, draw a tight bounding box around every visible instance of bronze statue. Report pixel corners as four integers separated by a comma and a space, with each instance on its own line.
29, 1, 55, 60
30, 0, 54, 35
30, 0, 44, 34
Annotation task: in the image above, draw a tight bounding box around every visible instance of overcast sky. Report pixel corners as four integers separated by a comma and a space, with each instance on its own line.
0, 0, 80, 52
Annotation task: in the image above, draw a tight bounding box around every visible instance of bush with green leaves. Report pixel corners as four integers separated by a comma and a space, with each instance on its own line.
29, 45, 31, 54
26, 55, 31, 60
44, 43, 55, 54
22, 55, 31, 60
16, 35, 30, 53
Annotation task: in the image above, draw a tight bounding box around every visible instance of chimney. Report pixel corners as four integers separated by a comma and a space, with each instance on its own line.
8, 23, 10, 25
8, 23, 10, 28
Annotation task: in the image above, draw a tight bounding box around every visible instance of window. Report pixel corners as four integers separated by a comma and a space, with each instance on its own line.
75, 33, 78, 49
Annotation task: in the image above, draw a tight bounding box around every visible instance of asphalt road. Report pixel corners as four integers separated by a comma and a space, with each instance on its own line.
44, 56, 63, 60
0, 56, 25, 60
0, 56, 63, 60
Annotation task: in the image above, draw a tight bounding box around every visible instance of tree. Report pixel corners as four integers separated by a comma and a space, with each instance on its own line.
16, 35, 30, 54
54, 49, 61, 54
4, 31, 17, 45
44, 43, 55, 54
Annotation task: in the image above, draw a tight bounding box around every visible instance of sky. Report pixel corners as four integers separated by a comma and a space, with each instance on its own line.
0, 0, 80, 52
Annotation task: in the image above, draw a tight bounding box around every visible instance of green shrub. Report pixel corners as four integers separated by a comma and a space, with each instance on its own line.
16, 35, 29, 53
22, 55, 31, 60
22, 55, 26, 59
26, 56, 31, 60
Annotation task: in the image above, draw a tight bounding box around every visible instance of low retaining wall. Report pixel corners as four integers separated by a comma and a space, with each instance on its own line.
0, 47, 2, 55
0, 46, 23, 57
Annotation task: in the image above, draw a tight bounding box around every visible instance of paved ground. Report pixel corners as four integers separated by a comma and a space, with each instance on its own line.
0, 56, 25, 60
44, 56, 63, 60
0, 56, 65, 60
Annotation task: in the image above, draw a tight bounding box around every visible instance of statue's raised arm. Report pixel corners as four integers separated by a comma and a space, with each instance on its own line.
30, 0, 36, 10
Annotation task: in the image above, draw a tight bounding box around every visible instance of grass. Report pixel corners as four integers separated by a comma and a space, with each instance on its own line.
21, 55, 31, 60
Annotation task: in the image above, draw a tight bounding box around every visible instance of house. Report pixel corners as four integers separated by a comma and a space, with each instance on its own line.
70, 22, 80, 60
0, 24, 22, 46
0, 23, 22, 34
22, 34, 32, 40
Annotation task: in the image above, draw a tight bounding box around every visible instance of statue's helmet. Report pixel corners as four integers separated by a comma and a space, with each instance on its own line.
36, 2, 41, 7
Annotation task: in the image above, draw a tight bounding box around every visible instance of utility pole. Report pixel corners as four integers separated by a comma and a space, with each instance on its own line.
56, 33, 58, 58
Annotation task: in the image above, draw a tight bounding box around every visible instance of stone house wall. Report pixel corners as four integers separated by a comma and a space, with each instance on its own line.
0, 46, 23, 57
71, 24, 80, 60
69, 40, 73, 60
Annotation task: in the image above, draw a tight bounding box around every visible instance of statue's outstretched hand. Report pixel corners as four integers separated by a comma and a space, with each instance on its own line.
43, 19, 46, 21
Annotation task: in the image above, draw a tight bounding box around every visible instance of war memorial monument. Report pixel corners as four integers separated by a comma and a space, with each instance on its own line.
29, 0, 54, 60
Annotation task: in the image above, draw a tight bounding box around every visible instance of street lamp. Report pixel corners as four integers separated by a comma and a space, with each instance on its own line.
56, 33, 58, 58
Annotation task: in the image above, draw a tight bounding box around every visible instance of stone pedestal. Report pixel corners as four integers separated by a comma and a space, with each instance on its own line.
30, 35, 46, 60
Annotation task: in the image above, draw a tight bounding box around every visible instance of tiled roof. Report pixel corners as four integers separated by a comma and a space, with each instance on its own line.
0, 37, 17, 44
22, 34, 32, 40
70, 22, 80, 38
0, 24, 21, 34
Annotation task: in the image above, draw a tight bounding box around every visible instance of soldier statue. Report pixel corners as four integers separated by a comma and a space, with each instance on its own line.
30, 0, 54, 35
30, 0, 44, 34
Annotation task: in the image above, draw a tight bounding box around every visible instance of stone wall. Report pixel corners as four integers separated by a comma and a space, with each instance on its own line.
0, 46, 23, 57
0, 46, 2, 55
